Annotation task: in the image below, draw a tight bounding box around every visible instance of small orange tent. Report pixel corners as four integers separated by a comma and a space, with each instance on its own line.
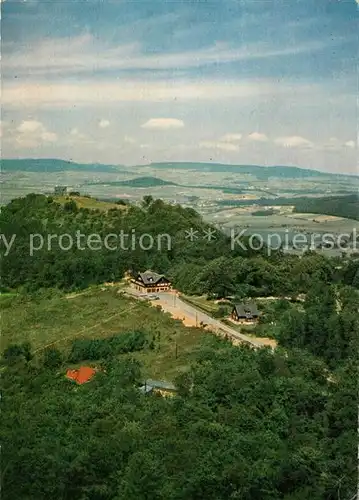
66, 366, 96, 385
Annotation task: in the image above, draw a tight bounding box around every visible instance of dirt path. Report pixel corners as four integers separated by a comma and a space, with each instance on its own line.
152, 292, 276, 349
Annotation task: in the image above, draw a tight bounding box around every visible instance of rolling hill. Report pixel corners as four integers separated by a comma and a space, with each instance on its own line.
86, 176, 179, 188
143, 162, 358, 179
1, 158, 123, 173
2, 158, 357, 180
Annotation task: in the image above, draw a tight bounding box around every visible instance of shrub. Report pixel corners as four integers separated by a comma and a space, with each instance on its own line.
43, 347, 63, 368
68, 331, 148, 362
3, 342, 32, 364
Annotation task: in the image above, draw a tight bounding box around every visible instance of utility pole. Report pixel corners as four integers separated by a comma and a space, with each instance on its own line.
175, 342, 178, 359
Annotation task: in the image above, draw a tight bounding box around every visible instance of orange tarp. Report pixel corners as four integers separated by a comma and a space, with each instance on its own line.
66, 366, 96, 385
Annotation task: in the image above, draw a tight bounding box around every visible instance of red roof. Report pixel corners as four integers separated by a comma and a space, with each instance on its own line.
66, 366, 96, 385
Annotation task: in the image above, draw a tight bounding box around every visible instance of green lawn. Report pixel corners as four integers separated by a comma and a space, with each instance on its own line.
180, 294, 222, 314
1, 288, 206, 380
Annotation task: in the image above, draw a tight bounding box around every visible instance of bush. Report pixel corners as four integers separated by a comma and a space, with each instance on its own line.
213, 306, 229, 318
63, 200, 78, 212
68, 331, 148, 362
3, 342, 32, 364
43, 347, 63, 368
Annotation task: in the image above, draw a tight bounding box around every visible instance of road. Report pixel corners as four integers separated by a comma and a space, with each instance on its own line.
153, 292, 272, 349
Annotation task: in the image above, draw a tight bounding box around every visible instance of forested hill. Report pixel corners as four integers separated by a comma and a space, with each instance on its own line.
2, 158, 357, 180
87, 176, 178, 188
1, 158, 123, 173
2, 329, 357, 500
1, 193, 358, 500
294, 194, 359, 220
140, 162, 357, 179
1, 193, 358, 294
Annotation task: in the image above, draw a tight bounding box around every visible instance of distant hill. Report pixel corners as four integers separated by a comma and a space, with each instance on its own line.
144, 162, 357, 179
1, 158, 123, 173
2, 158, 357, 180
87, 178, 245, 192
90, 176, 179, 188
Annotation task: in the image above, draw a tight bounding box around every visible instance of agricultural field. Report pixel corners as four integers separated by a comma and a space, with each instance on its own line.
2, 160, 358, 208
205, 209, 359, 233
2, 160, 358, 257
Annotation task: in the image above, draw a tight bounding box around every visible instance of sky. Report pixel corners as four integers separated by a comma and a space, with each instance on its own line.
1, 0, 358, 173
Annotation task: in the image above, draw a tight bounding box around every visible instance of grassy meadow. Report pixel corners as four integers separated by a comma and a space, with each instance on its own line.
54, 195, 127, 211
1, 287, 206, 380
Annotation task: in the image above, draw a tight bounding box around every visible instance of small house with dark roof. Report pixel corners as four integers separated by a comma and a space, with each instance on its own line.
231, 302, 260, 322
132, 270, 171, 293
139, 379, 176, 397
139, 384, 154, 395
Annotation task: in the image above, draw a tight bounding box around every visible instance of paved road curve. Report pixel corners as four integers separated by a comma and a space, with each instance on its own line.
156, 292, 270, 349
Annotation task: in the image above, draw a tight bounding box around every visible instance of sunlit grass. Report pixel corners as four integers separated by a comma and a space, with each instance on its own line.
1, 288, 206, 380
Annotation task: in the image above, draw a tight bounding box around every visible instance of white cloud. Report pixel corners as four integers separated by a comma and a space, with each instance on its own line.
248, 132, 268, 142
3, 80, 275, 108
124, 135, 136, 144
69, 128, 88, 141
200, 132, 243, 152
319, 137, 356, 151
15, 120, 57, 148
321, 137, 341, 150
199, 141, 239, 152
40, 131, 57, 142
141, 118, 184, 130
0, 120, 6, 138
98, 119, 110, 129
220, 133, 242, 142
3, 78, 325, 109
274, 135, 313, 148
17, 120, 43, 133
2, 34, 330, 77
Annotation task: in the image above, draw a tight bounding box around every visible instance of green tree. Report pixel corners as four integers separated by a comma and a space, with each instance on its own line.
43, 347, 63, 368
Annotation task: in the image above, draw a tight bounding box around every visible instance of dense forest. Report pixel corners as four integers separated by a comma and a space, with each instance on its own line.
1, 193, 358, 499
1, 193, 358, 294
1, 334, 357, 500
217, 193, 359, 218
293, 194, 359, 221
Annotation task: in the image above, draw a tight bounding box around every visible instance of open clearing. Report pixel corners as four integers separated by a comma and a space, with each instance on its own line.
54, 195, 127, 211
1, 288, 206, 380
